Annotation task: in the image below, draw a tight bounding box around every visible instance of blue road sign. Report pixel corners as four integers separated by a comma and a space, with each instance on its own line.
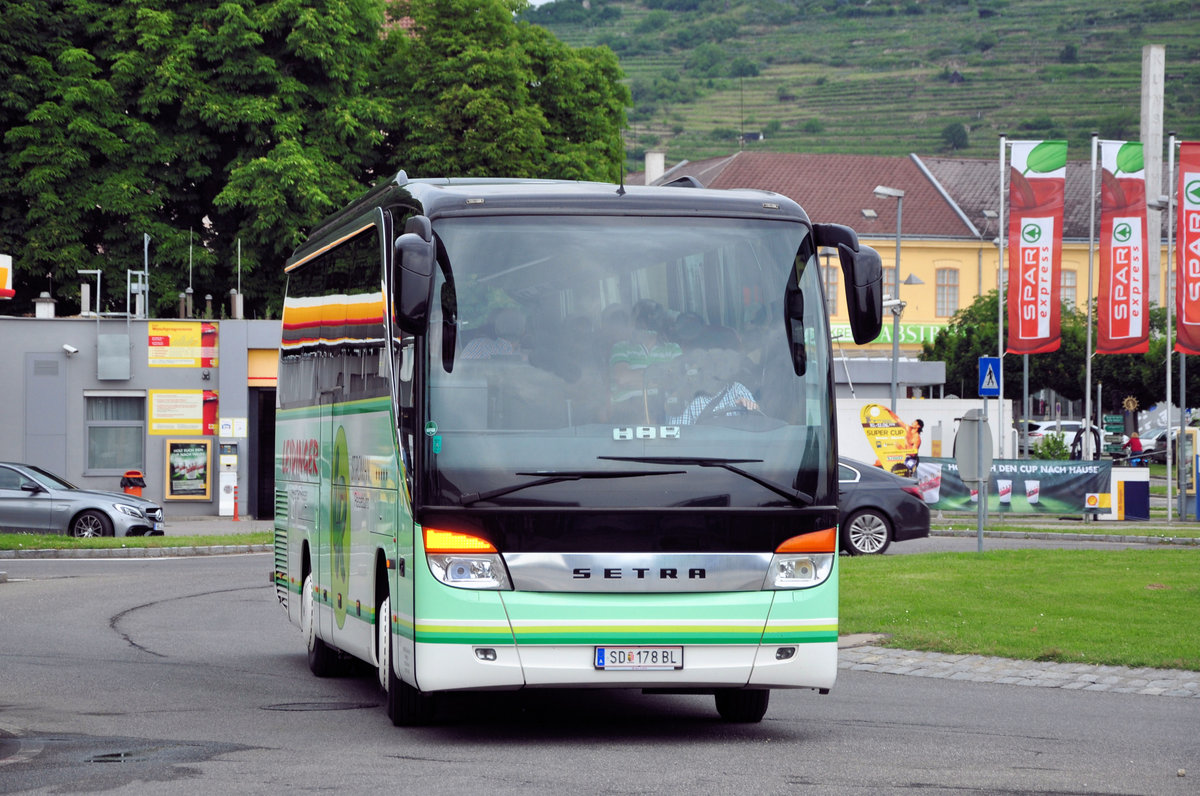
978, 357, 1001, 397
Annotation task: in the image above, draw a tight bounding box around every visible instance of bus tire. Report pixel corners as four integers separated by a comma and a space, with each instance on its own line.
302, 572, 340, 677
714, 689, 769, 723
379, 595, 435, 726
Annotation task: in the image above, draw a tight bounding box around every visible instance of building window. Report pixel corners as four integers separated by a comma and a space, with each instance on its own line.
822, 256, 839, 315
1061, 269, 1076, 308
883, 267, 897, 300
936, 268, 959, 317
86, 396, 145, 473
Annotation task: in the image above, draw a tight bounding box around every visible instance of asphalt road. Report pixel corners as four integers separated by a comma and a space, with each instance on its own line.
0, 553, 1195, 794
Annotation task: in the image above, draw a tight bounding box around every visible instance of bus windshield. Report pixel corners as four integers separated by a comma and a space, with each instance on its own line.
423, 214, 834, 510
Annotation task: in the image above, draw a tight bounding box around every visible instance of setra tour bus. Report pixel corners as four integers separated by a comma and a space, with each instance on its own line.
273, 172, 882, 724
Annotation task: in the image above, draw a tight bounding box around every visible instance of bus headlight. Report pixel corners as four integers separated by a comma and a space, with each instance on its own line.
765, 553, 834, 589
427, 554, 512, 590
422, 528, 512, 590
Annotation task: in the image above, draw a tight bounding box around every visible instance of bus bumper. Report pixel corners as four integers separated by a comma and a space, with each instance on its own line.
412, 640, 837, 692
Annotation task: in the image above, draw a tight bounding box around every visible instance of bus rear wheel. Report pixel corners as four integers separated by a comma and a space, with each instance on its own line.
302, 572, 341, 677
377, 596, 435, 726
714, 689, 769, 723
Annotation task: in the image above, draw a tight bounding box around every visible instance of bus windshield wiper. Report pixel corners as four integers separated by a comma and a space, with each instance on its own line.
460, 469, 686, 506
598, 456, 813, 507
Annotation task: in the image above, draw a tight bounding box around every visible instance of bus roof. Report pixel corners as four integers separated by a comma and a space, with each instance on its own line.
290, 172, 811, 269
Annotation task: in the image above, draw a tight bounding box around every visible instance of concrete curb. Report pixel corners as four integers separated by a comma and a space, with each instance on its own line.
0, 544, 272, 559
931, 529, 1200, 546
3, 530, 1198, 560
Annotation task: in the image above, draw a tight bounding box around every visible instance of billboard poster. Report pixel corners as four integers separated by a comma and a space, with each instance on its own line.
149, 389, 219, 435
1006, 140, 1067, 355
1097, 141, 1148, 354
148, 321, 219, 368
914, 458, 1111, 514
165, 439, 212, 500
1176, 142, 1200, 355
859, 404, 921, 476
0, 254, 13, 299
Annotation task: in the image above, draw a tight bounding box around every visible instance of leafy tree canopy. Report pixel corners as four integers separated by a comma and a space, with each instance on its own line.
920, 291, 1193, 415
1, 0, 628, 318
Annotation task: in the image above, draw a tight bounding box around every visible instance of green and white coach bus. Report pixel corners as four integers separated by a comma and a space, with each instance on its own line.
273, 172, 882, 724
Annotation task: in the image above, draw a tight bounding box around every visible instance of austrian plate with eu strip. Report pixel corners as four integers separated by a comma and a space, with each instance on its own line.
595, 646, 684, 671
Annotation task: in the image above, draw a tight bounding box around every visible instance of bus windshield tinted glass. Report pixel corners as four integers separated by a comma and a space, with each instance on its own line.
425, 215, 833, 509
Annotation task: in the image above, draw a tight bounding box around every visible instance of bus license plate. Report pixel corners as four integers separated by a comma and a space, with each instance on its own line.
595, 646, 683, 671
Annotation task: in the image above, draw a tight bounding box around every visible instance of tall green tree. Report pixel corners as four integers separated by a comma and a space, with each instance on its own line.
922, 293, 1196, 416
921, 290, 1089, 403
381, 0, 628, 182
3, 0, 392, 317
1, 0, 628, 317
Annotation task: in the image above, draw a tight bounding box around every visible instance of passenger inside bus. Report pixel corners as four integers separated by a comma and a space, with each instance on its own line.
461, 307, 525, 360
665, 347, 760, 425
608, 299, 683, 424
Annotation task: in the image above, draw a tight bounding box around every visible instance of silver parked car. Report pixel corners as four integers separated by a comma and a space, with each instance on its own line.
0, 462, 165, 537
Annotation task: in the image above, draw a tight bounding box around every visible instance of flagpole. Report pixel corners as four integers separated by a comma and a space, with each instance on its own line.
1084, 133, 1098, 461
998, 134, 1007, 457
1166, 132, 1176, 522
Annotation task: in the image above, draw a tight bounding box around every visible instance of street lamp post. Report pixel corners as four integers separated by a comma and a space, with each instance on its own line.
874, 185, 906, 413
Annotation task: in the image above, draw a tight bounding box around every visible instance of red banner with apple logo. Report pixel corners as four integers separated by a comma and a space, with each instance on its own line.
1177, 142, 1200, 355
1007, 140, 1067, 355
1097, 141, 1148, 355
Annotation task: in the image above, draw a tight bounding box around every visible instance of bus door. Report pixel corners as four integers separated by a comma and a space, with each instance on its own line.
316, 388, 339, 644
391, 336, 419, 685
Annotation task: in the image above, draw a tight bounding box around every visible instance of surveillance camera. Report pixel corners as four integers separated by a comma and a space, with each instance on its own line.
62, 344, 79, 355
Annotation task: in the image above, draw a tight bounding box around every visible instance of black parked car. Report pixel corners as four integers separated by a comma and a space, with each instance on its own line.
838, 458, 930, 555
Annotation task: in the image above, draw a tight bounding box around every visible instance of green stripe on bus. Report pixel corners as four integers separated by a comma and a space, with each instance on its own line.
512, 631, 759, 645
277, 396, 391, 421
762, 631, 839, 644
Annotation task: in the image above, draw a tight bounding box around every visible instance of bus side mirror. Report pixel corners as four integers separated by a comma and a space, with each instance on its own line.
812, 223, 882, 345
840, 243, 883, 344
393, 216, 435, 335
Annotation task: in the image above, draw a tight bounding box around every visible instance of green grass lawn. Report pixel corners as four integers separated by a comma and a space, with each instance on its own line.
0, 532, 272, 551
840, 548, 1200, 671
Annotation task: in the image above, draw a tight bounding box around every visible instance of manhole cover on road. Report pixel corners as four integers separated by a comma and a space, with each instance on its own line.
262, 701, 379, 712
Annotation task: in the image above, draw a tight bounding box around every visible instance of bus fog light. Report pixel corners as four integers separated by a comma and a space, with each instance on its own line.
765, 553, 833, 589
475, 648, 497, 661
427, 554, 512, 590
776, 646, 796, 660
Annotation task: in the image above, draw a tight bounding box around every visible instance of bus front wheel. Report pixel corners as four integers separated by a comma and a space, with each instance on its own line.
377, 595, 435, 726
302, 572, 340, 677
714, 689, 769, 722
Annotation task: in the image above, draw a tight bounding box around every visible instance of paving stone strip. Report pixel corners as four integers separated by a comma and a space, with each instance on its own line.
838, 639, 1199, 698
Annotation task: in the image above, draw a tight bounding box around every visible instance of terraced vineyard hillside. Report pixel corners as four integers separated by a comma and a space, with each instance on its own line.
522, 0, 1200, 167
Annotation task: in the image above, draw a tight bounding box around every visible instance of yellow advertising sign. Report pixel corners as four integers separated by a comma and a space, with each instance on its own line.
860, 403, 921, 475
148, 321, 219, 368
149, 389, 219, 435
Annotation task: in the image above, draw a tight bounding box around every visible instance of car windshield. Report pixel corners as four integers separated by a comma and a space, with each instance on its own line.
27, 466, 77, 490
423, 214, 834, 509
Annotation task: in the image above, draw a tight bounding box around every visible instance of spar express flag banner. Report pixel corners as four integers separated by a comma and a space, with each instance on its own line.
1097, 141, 1148, 354
1007, 140, 1067, 355
1177, 142, 1200, 355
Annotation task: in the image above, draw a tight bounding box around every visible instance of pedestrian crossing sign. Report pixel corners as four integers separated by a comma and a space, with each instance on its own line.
978, 357, 1000, 397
